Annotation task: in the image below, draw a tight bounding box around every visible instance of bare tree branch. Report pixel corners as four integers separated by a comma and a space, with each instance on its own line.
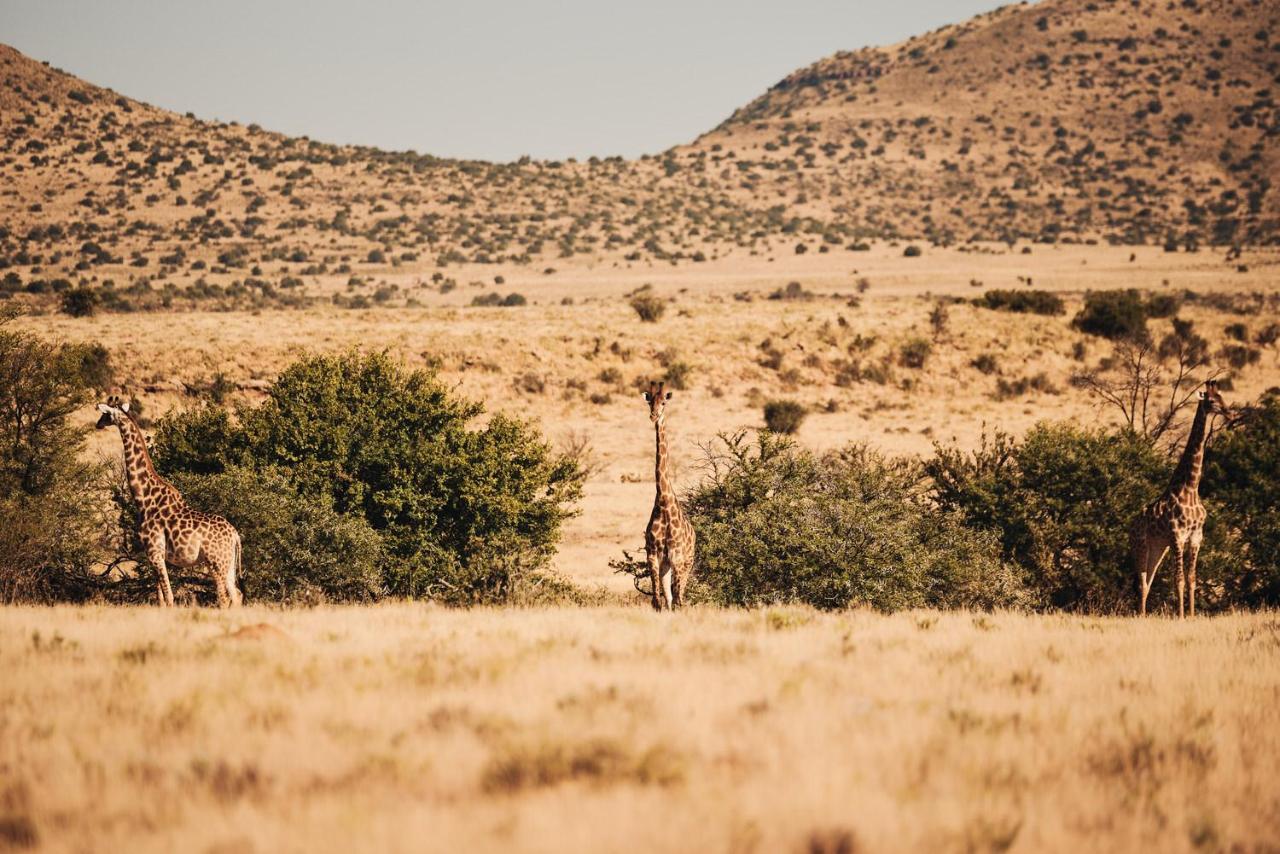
1072, 321, 1219, 446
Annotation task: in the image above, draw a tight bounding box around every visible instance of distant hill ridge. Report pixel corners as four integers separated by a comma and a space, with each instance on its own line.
1, 0, 1277, 301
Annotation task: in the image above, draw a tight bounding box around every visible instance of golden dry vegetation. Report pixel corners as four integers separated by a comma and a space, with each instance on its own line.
2, 605, 1278, 853
5, 2, 1280, 849
22, 242, 1280, 592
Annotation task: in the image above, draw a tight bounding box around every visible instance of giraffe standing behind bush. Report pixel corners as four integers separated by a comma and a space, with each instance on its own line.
1131, 380, 1228, 617
97, 396, 242, 607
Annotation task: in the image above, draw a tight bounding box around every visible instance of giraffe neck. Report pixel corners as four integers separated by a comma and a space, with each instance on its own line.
654, 418, 676, 509
1167, 400, 1210, 499
115, 416, 174, 509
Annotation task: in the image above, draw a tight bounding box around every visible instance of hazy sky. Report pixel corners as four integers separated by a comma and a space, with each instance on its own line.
5, 0, 1007, 162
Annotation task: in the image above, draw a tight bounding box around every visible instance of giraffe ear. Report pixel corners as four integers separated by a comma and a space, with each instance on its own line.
97, 404, 111, 414
643, 392, 651, 402
120, 401, 130, 413
664, 391, 673, 400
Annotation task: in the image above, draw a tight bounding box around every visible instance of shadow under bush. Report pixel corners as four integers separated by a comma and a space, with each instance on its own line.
684, 431, 1027, 611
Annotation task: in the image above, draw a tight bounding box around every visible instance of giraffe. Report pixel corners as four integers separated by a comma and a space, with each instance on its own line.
1131, 380, 1228, 618
96, 396, 243, 608
643, 381, 696, 611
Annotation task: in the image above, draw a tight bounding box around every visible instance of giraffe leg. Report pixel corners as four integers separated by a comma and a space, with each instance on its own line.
1137, 539, 1150, 617
1187, 534, 1202, 618
227, 534, 243, 607
647, 552, 665, 612
206, 552, 230, 609
1139, 543, 1166, 617
1174, 545, 1186, 620
145, 535, 174, 608
660, 565, 674, 613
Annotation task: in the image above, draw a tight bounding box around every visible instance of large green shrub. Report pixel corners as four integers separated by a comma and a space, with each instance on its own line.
1202, 393, 1280, 607
927, 425, 1170, 611
153, 350, 584, 603
971, 289, 1065, 316
1073, 290, 1148, 340
0, 313, 114, 602
685, 432, 1026, 611
762, 400, 806, 434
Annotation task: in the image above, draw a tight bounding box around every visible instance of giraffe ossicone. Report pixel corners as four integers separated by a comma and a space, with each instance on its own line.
643, 381, 696, 611
97, 395, 243, 608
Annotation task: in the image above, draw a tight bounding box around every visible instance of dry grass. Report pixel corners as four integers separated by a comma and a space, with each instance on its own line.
25, 246, 1280, 593
1, 605, 1277, 852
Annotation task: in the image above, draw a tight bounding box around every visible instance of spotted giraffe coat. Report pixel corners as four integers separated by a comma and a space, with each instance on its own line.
644, 383, 696, 610
100, 402, 242, 607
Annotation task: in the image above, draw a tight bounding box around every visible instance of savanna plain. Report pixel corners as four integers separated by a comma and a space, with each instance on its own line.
5, 0, 1280, 850
4, 606, 1279, 853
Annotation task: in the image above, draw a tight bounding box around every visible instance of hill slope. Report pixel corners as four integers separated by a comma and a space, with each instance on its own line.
1, 0, 1277, 309
693, 0, 1280, 246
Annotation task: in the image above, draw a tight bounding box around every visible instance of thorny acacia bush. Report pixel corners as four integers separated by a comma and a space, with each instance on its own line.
678, 432, 1026, 611
153, 351, 584, 604
0, 312, 114, 603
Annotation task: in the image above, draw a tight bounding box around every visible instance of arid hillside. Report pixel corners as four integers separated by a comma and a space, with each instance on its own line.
701, 0, 1280, 246
2, 0, 1278, 318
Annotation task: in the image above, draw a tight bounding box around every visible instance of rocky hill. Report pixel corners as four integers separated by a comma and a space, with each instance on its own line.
1, 0, 1277, 310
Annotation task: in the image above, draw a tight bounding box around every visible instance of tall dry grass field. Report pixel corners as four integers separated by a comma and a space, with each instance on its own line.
2, 605, 1277, 852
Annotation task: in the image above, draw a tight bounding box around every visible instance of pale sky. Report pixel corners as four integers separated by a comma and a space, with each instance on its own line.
4, 0, 1009, 162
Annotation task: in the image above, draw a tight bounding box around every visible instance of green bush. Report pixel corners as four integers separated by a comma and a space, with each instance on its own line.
471, 292, 527, 307
0, 313, 114, 603
1202, 393, 1280, 607
60, 287, 100, 317
687, 433, 1025, 611
971, 289, 1065, 316
1073, 290, 1148, 340
1144, 293, 1181, 319
663, 361, 693, 390
153, 350, 583, 603
927, 425, 1169, 612
763, 400, 806, 434
171, 466, 384, 604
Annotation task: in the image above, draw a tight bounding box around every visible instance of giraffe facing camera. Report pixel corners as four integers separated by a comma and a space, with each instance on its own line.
643, 381, 695, 611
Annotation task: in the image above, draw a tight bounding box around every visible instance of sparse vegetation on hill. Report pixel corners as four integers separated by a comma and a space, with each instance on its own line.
1, 0, 1278, 317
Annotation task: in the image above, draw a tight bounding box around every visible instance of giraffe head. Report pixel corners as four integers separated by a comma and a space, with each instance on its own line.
643, 381, 672, 425
1199, 379, 1227, 417
95, 395, 131, 429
